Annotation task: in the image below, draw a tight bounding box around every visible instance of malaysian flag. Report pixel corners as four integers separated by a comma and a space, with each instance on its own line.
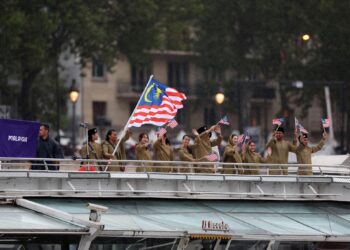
167, 119, 178, 129
298, 124, 309, 134
237, 132, 251, 145
294, 117, 299, 128
321, 118, 330, 128
272, 118, 285, 126
156, 127, 167, 137
238, 134, 245, 144
205, 153, 218, 161
128, 77, 186, 127
218, 115, 230, 125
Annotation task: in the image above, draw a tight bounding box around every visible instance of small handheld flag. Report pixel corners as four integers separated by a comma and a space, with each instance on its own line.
272, 118, 285, 126
218, 115, 230, 125
238, 134, 245, 144
156, 127, 167, 137
298, 124, 309, 134
294, 117, 299, 128
237, 134, 250, 146
205, 153, 218, 161
321, 118, 330, 128
167, 119, 178, 129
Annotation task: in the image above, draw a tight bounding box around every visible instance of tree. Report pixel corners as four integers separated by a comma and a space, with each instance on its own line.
0, 0, 164, 122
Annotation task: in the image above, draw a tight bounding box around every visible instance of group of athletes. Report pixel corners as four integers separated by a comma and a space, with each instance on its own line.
81, 122, 328, 176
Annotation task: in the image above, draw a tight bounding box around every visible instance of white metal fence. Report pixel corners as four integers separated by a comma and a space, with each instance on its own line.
0, 157, 348, 176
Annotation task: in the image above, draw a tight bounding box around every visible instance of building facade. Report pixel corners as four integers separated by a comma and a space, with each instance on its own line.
66, 50, 343, 149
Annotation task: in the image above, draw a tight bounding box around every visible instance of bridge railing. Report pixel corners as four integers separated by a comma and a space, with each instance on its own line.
0, 157, 348, 176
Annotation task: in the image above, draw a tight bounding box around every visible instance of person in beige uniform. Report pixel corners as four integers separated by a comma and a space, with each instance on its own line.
81, 128, 102, 160
222, 134, 243, 174
265, 127, 297, 175
295, 132, 327, 175
192, 124, 222, 173
102, 129, 131, 171
242, 141, 267, 175
80, 128, 102, 170
135, 133, 153, 172
153, 132, 173, 173
177, 134, 207, 172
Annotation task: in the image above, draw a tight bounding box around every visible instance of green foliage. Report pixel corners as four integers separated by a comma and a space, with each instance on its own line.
0, 1, 151, 122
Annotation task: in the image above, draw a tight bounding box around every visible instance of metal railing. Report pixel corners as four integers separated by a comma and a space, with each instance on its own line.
0, 157, 348, 176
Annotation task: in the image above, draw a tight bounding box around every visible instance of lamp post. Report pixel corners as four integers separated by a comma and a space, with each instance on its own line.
301, 33, 310, 42
215, 88, 225, 121
215, 91, 225, 105
69, 79, 79, 153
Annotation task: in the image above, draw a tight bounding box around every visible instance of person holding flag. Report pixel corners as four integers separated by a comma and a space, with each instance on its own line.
101, 129, 132, 171
222, 134, 243, 174
192, 124, 223, 173
177, 134, 206, 173
241, 140, 267, 175
135, 133, 153, 172
265, 126, 297, 175
80, 128, 102, 170
153, 130, 174, 172
111, 75, 186, 162
81, 128, 102, 160
294, 131, 328, 175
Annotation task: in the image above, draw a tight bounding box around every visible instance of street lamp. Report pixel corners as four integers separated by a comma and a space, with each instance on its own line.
301, 33, 311, 41
214, 88, 225, 122
215, 89, 225, 105
69, 79, 79, 153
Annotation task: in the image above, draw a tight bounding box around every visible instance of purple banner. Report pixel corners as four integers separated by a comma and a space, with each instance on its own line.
0, 119, 40, 157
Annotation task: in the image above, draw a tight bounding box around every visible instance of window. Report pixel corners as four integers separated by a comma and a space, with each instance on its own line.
92, 60, 106, 79
129, 102, 137, 115
131, 65, 150, 92
250, 104, 262, 126
167, 61, 189, 91
93, 101, 110, 126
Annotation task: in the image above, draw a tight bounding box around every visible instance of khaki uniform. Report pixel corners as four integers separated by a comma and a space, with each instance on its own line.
101, 132, 131, 171
223, 142, 243, 174
102, 132, 131, 160
178, 145, 196, 173
81, 142, 102, 160
80, 142, 102, 170
153, 138, 173, 173
192, 132, 222, 173
266, 139, 296, 175
295, 139, 325, 175
243, 151, 265, 175
135, 143, 153, 172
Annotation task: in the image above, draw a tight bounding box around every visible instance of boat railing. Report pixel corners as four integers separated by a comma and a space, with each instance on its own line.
0, 157, 348, 176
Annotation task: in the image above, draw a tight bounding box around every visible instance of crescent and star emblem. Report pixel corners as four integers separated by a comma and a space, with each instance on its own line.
144, 83, 163, 102
144, 83, 154, 102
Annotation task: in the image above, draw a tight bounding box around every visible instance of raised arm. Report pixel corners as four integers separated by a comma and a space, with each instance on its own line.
121, 129, 132, 143
311, 132, 327, 153
210, 125, 222, 147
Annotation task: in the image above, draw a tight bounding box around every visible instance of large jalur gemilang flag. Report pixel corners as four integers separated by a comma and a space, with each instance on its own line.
128, 77, 186, 127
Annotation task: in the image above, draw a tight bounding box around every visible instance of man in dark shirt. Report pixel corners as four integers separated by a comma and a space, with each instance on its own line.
31, 123, 64, 170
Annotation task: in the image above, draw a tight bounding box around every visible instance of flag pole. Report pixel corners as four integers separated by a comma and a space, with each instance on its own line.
322, 122, 326, 133
274, 124, 280, 132
110, 75, 154, 158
